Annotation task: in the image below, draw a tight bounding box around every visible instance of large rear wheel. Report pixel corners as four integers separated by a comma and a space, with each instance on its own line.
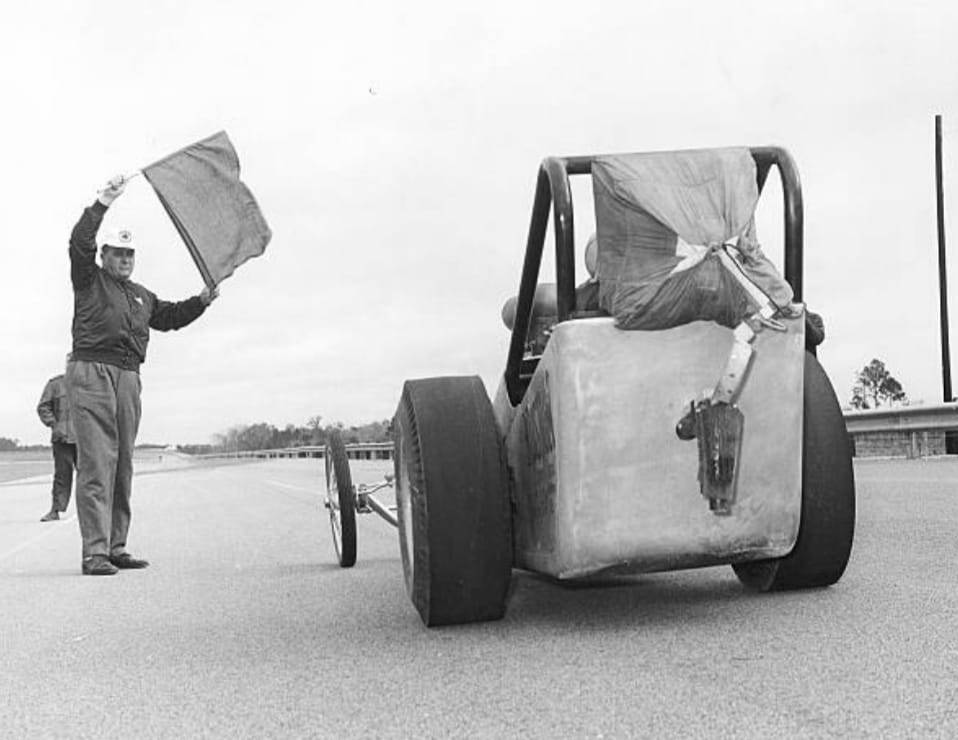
325, 431, 357, 568
393, 376, 512, 626
734, 352, 855, 591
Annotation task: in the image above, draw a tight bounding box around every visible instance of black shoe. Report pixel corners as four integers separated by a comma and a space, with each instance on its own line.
40, 510, 59, 522
108, 553, 150, 569
82, 556, 118, 576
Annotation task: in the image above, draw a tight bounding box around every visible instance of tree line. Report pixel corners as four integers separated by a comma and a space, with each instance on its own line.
2, 417, 392, 454
176, 416, 393, 455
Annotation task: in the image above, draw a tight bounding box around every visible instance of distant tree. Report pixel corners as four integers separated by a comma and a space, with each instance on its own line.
0, 437, 19, 451
275, 423, 302, 448
238, 422, 278, 451
348, 419, 390, 444
178, 444, 214, 455
207, 416, 392, 452
306, 415, 324, 445
850, 358, 908, 409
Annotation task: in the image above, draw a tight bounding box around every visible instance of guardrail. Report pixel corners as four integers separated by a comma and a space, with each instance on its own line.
195, 441, 393, 461
844, 402, 958, 458
844, 402, 958, 432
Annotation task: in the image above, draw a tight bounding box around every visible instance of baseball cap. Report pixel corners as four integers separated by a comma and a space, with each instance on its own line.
97, 228, 136, 251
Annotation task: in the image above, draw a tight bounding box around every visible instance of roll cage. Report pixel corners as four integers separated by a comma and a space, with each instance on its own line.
504, 147, 805, 405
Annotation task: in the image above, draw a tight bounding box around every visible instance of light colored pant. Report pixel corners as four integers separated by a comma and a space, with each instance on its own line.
65, 361, 141, 560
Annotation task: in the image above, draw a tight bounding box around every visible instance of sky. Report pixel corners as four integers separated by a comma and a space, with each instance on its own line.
3, 0, 958, 445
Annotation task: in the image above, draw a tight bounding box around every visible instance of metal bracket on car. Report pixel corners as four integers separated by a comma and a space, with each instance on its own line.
675, 397, 746, 515
712, 323, 756, 406
675, 299, 761, 516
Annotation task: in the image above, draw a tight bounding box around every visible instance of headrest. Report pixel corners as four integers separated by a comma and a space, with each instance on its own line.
501, 283, 558, 330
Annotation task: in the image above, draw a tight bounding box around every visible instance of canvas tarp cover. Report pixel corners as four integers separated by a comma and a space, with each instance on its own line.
143, 131, 272, 287
591, 148, 791, 330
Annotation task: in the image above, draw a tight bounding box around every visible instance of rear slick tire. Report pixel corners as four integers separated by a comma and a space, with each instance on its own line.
734, 351, 856, 591
393, 376, 512, 627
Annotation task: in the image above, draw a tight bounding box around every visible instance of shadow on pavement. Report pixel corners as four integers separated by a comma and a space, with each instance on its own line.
502, 567, 838, 630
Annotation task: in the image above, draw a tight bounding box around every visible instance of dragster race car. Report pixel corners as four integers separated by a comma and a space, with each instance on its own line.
324, 146, 855, 628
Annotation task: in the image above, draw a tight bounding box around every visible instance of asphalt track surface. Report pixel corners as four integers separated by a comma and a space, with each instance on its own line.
1, 457, 957, 738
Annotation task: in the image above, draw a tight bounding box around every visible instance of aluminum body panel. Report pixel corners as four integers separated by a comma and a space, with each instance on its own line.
493, 316, 805, 579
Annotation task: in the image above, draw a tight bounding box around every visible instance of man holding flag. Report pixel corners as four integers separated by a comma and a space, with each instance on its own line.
65, 132, 270, 576
66, 175, 218, 576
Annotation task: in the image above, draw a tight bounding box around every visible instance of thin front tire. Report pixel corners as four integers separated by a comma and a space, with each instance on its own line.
325, 431, 357, 568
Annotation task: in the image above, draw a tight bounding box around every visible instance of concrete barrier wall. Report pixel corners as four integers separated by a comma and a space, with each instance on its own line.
845, 403, 958, 459
850, 429, 946, 459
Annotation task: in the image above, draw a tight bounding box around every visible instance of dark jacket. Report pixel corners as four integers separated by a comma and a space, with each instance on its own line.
70, 201, 207, 372
37, 374, 75, 444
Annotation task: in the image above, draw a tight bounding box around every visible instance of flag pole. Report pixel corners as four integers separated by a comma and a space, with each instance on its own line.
936, 114, 952, 402
97, 171, 142, 194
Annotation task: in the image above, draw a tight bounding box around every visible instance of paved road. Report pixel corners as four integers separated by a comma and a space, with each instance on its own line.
1, 457, 956, 738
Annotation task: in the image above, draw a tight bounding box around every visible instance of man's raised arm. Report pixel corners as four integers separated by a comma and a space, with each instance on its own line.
69, 176, 126, 290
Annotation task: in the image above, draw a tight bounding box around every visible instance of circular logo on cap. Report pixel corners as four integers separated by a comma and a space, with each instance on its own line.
118, 230, 133, 244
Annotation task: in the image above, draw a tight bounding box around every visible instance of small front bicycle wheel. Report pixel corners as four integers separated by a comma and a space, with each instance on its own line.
325, 431, 357, 567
